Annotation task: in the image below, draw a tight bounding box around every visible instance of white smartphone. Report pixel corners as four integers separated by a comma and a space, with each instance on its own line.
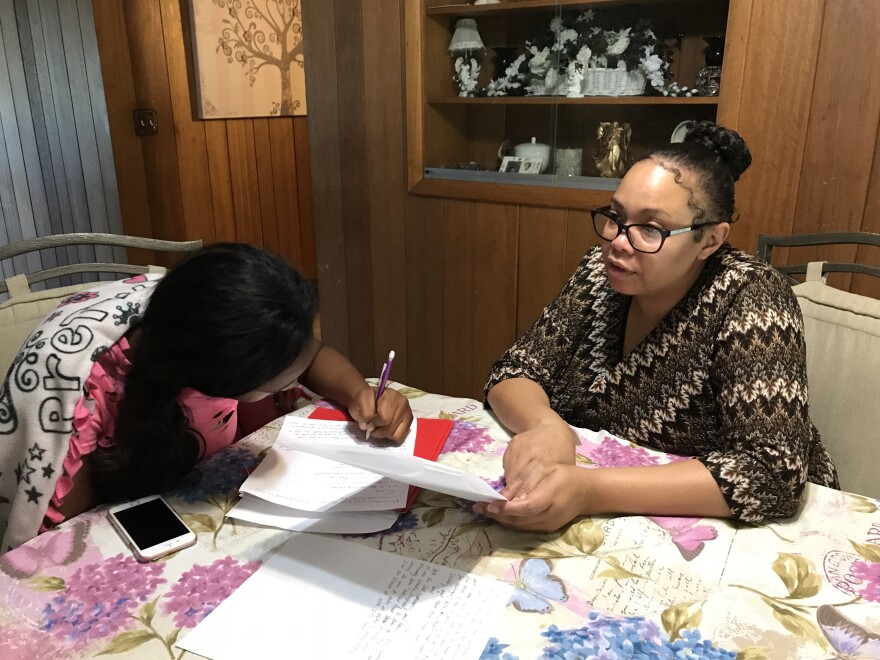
108, 495, 197, 562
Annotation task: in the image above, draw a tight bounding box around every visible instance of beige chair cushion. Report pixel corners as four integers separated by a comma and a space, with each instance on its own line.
0, 267, 166, 377
793, 264, 880, 499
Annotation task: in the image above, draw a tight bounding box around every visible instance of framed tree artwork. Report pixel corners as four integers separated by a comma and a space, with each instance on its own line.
188, 0, 307, 118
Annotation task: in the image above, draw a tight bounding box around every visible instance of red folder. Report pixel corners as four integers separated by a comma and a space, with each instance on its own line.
307, 407, 453, 511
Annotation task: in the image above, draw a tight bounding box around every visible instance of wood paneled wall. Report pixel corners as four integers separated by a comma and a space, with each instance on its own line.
307, 0, 880, 399
0, 0, 124, 288
719, 0, 880, 297
91, 0, 316, 280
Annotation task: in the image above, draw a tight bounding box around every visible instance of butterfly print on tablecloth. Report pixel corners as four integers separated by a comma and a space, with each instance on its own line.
509, 557, 568, 613
817, 604, 880, 659
648, 516, 718, 561
0, 519, 90, 580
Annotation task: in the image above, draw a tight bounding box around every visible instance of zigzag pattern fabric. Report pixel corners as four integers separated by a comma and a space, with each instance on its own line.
485, 245, 839, 523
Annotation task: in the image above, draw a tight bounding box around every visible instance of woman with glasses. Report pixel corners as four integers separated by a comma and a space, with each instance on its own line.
476, 121, 838, 532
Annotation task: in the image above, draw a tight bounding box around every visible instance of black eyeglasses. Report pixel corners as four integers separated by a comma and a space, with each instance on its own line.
591, 206, 718, 254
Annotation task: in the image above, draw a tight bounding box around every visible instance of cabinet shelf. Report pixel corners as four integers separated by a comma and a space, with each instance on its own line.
409, 0, 734, 205
428, 0, 701, 17
428, 96, 719, 105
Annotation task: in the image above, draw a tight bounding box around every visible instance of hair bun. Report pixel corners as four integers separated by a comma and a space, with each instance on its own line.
683, 120, 752, 182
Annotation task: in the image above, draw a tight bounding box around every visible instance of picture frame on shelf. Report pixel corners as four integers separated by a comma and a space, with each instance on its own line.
500, 156, 543, 174
500, 156, 525, 172
520, 158, 543, 174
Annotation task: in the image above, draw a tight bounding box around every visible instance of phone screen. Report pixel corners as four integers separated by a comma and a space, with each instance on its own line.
113, 497, 191, 550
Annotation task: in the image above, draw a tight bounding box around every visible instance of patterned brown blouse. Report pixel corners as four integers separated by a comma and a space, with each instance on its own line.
485, 244, 839, 523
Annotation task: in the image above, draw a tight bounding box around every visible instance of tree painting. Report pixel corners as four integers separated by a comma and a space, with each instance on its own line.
190, 0, 307, 118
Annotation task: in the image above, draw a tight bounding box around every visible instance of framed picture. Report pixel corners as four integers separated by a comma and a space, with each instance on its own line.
500, 156, 543, 174
520, 157, 543, 174
500, 156, 525, 173
188, 0, 307, 118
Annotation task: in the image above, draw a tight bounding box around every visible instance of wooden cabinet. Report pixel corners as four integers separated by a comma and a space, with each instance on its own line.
407, 0, 733, 209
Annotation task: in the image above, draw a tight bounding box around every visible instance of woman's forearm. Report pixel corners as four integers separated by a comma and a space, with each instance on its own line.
300, 345, 370, 407
486, 378, 567, 433
586, 460, 732, 518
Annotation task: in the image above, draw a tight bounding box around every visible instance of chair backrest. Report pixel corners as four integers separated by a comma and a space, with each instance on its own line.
758, 233, 880, 499
0, 233, 203, 294
0, 233, 202, 376
756, 231, 880, 283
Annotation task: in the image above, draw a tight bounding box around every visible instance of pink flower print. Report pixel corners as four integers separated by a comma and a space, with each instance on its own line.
583, 436, 662, 468
59, 291, 99, 306
442, 420, 494, 454
0, 623, 68, 660
162, 556, 260, 628
487, 476, 506, 492
851, 560, 880, 602
41, 553, 166, 643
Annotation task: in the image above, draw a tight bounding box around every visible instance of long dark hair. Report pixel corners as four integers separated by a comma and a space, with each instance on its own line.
645, 120, 752, 227
89, 243, 317, 501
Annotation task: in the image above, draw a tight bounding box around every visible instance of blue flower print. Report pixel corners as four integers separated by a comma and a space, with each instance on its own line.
344, 511, 420, 539
541, 614, 737, 660
480, 637, 518, 660
169, 445, 262, 503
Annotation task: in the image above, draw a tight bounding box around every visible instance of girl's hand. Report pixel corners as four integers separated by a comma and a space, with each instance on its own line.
502, 419, 577, 499
348, 387, 413, 445
475, 463, 590, 532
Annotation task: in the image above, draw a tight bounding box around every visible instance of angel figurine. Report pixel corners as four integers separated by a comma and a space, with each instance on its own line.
594, 121, 631, 178
566, 62, 584, 98
454, 55, 481, 97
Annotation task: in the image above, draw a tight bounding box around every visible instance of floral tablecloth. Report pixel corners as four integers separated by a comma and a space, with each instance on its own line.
1, 384, 879, 659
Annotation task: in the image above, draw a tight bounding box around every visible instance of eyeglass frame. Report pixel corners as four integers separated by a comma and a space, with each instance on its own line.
590, 206, 722, 254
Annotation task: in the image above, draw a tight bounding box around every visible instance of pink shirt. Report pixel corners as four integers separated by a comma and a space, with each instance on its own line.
41, 337, 240, 530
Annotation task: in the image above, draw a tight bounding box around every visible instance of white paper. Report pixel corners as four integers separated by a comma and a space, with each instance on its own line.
276, 424, 506, 504
239, 417, 416, 512
227, 495, 400, 534
177, 533, 513, 660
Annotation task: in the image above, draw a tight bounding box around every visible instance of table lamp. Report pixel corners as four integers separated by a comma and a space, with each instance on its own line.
449, 18, 484, 97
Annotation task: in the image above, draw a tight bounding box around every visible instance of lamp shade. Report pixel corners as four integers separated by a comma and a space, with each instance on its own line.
448, 18, 484, 53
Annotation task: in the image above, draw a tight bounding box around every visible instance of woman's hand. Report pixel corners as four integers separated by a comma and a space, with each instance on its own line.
348, 387, 413, 445
475, 462, 590, 532
502, 419, 577, 498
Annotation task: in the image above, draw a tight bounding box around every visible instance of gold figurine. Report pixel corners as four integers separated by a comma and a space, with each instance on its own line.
595, 121, 631, 178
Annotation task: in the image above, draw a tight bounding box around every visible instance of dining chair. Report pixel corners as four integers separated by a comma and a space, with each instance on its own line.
757, 231, 880, 499
1, 233, 202, 376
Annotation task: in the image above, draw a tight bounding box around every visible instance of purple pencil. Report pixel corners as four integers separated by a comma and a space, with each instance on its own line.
366, 350, 395, 440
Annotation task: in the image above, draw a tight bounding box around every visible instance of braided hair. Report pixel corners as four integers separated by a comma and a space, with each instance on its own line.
644, 120, 752, 227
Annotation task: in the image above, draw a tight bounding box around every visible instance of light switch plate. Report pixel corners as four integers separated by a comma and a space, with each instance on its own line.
133, 109, 158, 136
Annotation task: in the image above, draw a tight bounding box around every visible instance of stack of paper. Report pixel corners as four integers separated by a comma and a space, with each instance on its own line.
229, 416, 505, 534
177, 533, 514, 659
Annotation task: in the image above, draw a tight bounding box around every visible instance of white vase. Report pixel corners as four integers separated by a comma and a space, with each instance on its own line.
554, 148, 583, 176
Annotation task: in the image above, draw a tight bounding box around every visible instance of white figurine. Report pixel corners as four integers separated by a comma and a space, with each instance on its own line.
454, 56, 481, 97
543, 67, 559, 96
566, 62, 584, 98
